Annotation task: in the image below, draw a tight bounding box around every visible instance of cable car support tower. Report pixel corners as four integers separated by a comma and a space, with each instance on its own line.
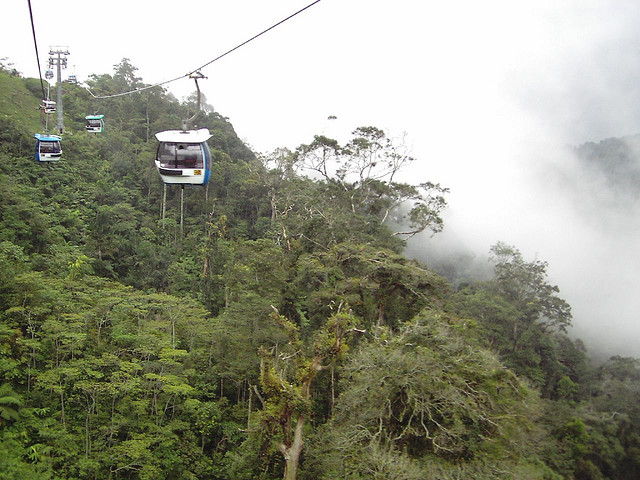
48, 47, 69, 134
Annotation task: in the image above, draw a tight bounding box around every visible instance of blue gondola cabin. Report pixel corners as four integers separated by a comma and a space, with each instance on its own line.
154, 128, 212, 185
34, 133, 62, 162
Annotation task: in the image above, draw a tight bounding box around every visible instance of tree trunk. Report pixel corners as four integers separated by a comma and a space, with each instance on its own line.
377, 302, 385, 327
247, 385, 252, 428
180, 186, 185, 239
271, 193, 277, 222
512, 318, 520, 353
60, 388, 66, 428
282, 414, 305, 480
280, 361, 320, 480
330, 365, 335, 415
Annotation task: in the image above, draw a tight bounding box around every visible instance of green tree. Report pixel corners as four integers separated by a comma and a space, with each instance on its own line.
294, 127, 449, 239
305, 310, 552, 480
0, 384, 21, 426
448, 244, 575, 394
291, 243, 448, 331
256, 306, 359, 480
490, 242, 572, 344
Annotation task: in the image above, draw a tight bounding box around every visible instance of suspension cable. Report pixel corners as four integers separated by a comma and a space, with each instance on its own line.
87, 0, 322, 100
26, 0, 47, 101
87, 74, 185, 99
187, 0, 322, 75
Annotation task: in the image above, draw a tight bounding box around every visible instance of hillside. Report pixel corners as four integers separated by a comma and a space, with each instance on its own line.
0, 63, 639, 480
550, 134, 640, 224
574, 135, 640, 198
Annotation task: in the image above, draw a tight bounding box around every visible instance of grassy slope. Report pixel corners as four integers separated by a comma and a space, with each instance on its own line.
0, 74, 46, 133
0, 73, 84, 140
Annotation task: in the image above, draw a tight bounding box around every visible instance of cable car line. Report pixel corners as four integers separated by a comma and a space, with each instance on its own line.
25, 0, 322, 167
86, 73, 185, 99
26, 0, 47, 101
186, 0, 322, 76
86, 0, 322, 100
27, 0, 63, 160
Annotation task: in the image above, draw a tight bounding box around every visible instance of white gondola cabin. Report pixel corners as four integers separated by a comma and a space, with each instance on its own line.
34, 133, 62, 162
45, 70, 54, 80
154, 129, 212, 185
85, 114, 104, 133
42, 100, 56, 114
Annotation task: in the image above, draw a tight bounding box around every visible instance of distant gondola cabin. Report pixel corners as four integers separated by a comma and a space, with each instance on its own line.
34, 133, 62, 162
85, 114, 104, 133
42, 100, 56, 114
154, 129, 212, 185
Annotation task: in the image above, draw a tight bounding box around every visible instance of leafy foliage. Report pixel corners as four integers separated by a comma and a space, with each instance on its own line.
0, 62, 636, 480
303, 311, 551, 479
294, 127, 449, 240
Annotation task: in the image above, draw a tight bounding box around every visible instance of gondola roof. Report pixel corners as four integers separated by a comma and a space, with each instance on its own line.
34, 133, 62, 142
155, 128, 211, 143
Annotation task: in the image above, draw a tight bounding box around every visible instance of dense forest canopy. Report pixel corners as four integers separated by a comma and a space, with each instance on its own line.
0, 59, 639, 480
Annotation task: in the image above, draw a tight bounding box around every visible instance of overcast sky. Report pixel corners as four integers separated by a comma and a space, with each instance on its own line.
4, 0, 640, 357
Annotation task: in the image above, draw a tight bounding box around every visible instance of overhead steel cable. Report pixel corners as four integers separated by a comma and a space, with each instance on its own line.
26, 0, 47, 101
87, 0, 322, 100
186, 0, 322, 75
87, 74, 185, 99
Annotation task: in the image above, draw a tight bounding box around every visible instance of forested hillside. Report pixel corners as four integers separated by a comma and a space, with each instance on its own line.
553, 135, 640, 222
1, 61, 639, 480
574, 135, 640, 199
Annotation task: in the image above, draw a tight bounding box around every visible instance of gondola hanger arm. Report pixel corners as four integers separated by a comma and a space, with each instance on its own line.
182, 71, 207, 131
